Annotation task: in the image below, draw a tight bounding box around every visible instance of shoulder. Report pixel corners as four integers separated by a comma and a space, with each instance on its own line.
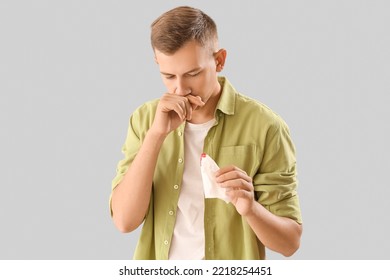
234, 93, 289, 133
129, 98, 160, 129
133, 98, 159, 115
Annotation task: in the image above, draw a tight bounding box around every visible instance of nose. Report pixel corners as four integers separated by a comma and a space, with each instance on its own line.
174, 79, 191, 96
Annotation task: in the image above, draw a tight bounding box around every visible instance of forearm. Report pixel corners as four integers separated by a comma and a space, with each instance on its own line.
111, 129, 166, 233
244, 203, 302, 257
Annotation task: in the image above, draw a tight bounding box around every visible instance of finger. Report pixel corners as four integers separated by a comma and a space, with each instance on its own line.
183, 97, 193, 120
216, 171, 252, 185
186, 95, 205, 110
226, 187, 252, 197
225, 188, 254, 201
172, 101, 186, 120
219, 178, 253, 192
216, 166, 251, 183
160, 94, 183, 112
215, 165, 247, 177
175, 96, 193, 120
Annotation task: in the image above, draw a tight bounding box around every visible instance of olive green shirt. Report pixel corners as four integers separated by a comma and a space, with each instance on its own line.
111, 76, 302, 260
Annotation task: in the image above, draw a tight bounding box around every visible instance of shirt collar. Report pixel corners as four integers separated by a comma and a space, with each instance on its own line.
215, 76, 236, 116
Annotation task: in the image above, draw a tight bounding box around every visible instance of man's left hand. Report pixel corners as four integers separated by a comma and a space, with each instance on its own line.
215, 165, 255, 216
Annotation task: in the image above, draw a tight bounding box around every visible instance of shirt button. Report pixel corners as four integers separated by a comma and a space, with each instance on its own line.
178, 131, 183, 137
173, 185, 179, 190
168, 210, 174, 216
178, 158, 183, 163
164, 240, 169, 245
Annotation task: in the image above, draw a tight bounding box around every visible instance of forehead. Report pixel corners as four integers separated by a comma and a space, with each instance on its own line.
154, 40, 213, 74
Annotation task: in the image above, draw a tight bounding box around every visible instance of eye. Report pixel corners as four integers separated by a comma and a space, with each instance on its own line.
189, 71, 201, 77
164, 75, 175, 80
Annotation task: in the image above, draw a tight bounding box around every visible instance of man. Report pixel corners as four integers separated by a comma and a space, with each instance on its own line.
110, 6, 302, 260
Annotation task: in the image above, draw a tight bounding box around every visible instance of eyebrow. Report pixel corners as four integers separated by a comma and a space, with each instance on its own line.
160, 67, 202, 76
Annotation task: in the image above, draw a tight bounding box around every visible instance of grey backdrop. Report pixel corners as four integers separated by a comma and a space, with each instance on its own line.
1, 0, 389, 259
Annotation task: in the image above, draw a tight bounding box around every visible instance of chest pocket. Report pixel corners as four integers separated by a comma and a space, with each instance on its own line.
215, 145, 259, 178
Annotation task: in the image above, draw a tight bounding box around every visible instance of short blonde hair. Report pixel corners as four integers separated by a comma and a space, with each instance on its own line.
151, 6, 218, 54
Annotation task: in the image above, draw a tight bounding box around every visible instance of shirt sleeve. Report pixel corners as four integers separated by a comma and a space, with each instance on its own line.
253, 119, 302, 224
109, 109, 143, 216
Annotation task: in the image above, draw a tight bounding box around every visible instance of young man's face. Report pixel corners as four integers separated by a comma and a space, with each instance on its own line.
154, 40, 223, 108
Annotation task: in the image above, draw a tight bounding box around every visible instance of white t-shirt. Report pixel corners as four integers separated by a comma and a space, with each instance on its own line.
168, 119, 215, 260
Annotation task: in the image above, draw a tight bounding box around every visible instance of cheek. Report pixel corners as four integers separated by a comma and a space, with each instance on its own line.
202, 70, 216, 88
193, 77, 208, 93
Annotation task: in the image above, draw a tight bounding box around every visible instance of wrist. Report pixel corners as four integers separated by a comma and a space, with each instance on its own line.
242, 201, 260, 219
146, 127, 168, 143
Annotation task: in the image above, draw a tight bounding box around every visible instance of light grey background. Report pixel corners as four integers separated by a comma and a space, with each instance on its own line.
1, 0, 389, 259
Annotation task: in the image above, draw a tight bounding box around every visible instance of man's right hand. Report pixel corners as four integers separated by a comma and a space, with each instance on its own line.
150, 94, 205, 136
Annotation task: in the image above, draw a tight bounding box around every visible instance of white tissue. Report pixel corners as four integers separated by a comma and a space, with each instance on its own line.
200, 153, 230, 203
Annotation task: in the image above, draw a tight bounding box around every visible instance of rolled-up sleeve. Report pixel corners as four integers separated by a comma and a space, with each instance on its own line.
109, 109, 142, 216
253, 120, 302, 224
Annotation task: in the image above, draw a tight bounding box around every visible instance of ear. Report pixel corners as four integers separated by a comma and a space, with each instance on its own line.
214, 49, 227, 72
